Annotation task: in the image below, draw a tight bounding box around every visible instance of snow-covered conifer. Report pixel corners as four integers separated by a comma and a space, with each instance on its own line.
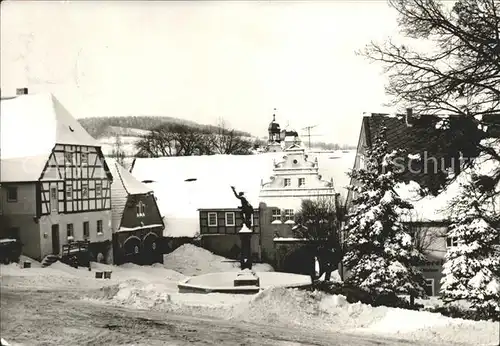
440, 180, 500, 318
343, 126, 427, 297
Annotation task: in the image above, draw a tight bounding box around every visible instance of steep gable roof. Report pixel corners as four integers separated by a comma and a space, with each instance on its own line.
0, 93, 99, 160
361, 113, 471, 195
108, 158, 152, 196
107, 157, 153, 231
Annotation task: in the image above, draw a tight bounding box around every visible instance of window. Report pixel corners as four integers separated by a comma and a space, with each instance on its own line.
97, 220, 103, 235
208, 212, 217, 226
272, 208, 282, 222
64, 152, 74, 164
424, 278, 435, 296
50, 187, 58, 212
284, 178, 291, 187
284, 209, 294, 221
81, 153, 88, 165
6, 187, 17, 202
447, 236, 459, 248
298, 178, 305, 187
67, 223, 74, 240
225, 212, 235, 226
95, 181, 102, 197
250, 213, 254, 226
82, 182, 88, 198
83, 221, 89, 239
66, 185, 73, 200
136, 201, 146, 217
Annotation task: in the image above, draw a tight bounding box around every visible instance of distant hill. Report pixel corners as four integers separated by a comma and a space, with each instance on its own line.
78, 115, 252, 139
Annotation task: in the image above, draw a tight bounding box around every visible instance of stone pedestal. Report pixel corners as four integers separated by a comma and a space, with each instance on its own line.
234, 269, 260, 287
238, 224, 253, 270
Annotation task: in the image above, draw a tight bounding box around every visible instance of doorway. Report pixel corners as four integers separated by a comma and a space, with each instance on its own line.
51, 224, 60, 255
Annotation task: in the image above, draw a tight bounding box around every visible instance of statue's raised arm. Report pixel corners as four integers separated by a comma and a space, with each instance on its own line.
230, 186, 241, 200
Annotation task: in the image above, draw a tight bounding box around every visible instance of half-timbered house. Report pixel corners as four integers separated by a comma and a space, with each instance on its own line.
107, 158, 165, 265
0, 89, 113, 263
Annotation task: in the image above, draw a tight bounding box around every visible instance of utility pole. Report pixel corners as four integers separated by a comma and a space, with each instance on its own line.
302, 124, 318, 150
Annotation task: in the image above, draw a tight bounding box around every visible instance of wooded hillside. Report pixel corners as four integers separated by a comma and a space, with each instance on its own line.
78, 115, 252, 139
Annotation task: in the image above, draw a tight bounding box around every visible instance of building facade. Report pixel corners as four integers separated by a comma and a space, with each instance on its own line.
108, 158, 165, 265
0, 90, 113, 263
198, 207, 261, 260
259, 143, 336, 218
346, 110, 499, 295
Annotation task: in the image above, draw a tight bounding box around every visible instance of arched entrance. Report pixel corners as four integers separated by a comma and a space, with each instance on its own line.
142, 232, 160, 265
123, 236, 142, 265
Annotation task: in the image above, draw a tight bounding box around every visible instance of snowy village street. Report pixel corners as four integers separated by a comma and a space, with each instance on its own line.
1, 246, 498, 346
1, 286, 427, 346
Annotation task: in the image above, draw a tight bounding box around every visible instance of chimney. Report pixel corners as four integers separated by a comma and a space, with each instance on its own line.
406, 108, 415, 127
16, 88, 28, 95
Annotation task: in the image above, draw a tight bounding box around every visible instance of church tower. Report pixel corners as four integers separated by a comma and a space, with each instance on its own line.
267, 109, 282, 152
268, 109, 281, 143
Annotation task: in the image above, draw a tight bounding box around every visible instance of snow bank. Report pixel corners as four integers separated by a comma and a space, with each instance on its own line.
163, 244, 274, 276
0, 262, 89, 289
87, 278, 497, 345
87, 278, 244, 317
18, 256, 42, 268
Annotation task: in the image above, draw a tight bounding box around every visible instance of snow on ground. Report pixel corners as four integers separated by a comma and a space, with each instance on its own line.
98, 135, 141, 157
1, 247, 497, 346
163, 244, 274, 276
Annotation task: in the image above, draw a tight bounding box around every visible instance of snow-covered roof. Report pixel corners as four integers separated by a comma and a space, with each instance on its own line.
130, 151, 356, 237
107, 157, 152, 196
284, 135, 299, 141
398, 139, 500, 222
0, 93, 99, 160
0, 155, 50, 182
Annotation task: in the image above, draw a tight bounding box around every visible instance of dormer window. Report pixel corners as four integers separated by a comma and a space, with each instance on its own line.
136, 201, 146, 217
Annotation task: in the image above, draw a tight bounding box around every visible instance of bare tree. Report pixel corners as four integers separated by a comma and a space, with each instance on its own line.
361, 0, 500, 194
294, 195, 346, 281
134, 120, 253, 157
110, 134, 126, 166
210, 118, 254, 155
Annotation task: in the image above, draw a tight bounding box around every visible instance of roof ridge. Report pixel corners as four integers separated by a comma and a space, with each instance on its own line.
114, 161, 130, 195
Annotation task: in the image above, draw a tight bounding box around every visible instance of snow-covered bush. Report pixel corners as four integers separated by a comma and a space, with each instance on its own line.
343, 126, 427, 298
313, 281, 423, 310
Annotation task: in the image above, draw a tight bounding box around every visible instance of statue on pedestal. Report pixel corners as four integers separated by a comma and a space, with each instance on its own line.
231, 186, 254, 270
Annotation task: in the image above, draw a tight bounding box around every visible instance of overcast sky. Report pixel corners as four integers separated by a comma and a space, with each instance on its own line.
1, 1, 404, 145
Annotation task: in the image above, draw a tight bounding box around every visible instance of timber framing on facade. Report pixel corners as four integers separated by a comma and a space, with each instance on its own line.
39, 145, 112, 217
0, 91, 114, 263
